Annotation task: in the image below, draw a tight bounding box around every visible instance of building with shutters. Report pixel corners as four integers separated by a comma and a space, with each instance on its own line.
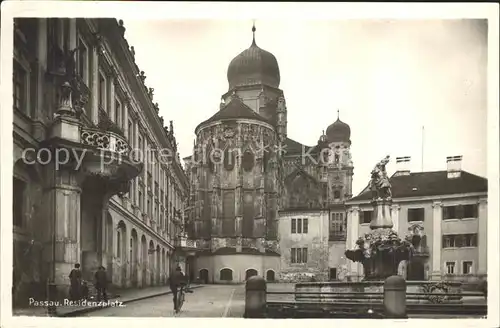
345, 156, 488, 282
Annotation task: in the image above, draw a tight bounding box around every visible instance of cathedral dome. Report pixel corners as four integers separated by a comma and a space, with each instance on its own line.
227, 25, 280, 90
326, 116, 351, 143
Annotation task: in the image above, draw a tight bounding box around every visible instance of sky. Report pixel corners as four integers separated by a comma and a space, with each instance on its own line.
123, 19, 488, 195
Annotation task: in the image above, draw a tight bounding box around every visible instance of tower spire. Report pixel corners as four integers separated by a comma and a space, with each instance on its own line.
337, 109, 340, 120
252, 19, 256, 45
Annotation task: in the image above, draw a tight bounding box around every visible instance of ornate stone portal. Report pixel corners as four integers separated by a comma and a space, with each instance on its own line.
345, 156, 414, 281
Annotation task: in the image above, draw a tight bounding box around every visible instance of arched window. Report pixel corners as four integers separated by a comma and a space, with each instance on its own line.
117, 231, 121, 258
199, 268, 209, 284
223, 148, 235, 171
245, 269, 258, 280
242, 150, 254, 172
220, 268, 233, 281
266, 270, 276, 282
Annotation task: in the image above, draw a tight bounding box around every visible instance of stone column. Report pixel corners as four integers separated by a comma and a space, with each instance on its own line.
43, 166, 82, 295
123, 227, 131, 287
235, 150, 243, 250
109, 73, 116, 121
68, 18, 76, 51
33, 18, 47, 139
347, 206, 359, 278
431, 201, 442, 280
370, 199, 393, 229
134, 120, 140, 206
90, 40, 99, 125
143, 136, 148, 222
123, 97, 130, 142
57, 19, 65, 49
151, 150, 156, 231
477, 198, 487, 276
391, 204, 401, 234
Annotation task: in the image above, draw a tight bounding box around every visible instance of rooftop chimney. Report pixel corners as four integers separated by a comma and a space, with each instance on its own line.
447, 155, 463, 178
394, 156, 411, 176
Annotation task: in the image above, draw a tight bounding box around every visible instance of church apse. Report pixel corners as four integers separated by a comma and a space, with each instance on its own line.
190, 117, 281, 256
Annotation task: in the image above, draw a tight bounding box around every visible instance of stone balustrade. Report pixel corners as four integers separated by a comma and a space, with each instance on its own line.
80, 126, 130, 156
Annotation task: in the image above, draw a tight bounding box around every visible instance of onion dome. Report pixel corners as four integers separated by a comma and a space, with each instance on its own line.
326, 110, 351, 143
227, 24, 280, 90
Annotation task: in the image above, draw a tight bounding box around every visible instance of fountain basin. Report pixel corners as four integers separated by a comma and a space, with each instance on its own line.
295, 280, 463, 304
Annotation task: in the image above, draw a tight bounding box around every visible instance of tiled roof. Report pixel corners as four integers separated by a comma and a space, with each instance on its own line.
284, 137, 312, 155
349, 170, 488, 202
196, 97, 271, 132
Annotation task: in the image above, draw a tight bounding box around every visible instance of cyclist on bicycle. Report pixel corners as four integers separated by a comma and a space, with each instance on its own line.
168, 266, 187, 313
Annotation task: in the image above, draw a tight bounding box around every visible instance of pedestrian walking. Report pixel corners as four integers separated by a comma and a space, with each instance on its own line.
69, 263, 82, 301
94, 266, 108, 302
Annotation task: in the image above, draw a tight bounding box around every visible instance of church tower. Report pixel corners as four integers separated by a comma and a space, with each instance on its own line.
223, 23, 287, 142
324, 110, 354, 204
187, 23, 282, 283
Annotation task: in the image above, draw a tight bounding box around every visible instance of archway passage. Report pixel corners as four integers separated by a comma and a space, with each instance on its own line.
156, 245, 161, 286
266, 270, 275, 282
407, 260, 425, 281
161, 249, 166, 285
117, 221, 127, 287
199, 269, 209, 284
149, 240, 155, 285
141, 236, 147, 287
245, 269, 258, 280
130, 230, 138, 287
220, 268, 233, 282
106, 213, 114, 282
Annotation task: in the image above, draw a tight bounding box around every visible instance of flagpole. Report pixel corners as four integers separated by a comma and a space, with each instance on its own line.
421, 126, 424, 172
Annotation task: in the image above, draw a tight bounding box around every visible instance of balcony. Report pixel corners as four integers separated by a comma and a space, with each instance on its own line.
174, 235, 204, 256
80, 127, 130, 156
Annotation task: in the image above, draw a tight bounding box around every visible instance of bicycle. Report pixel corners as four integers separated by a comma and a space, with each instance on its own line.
175, 282, 193, 314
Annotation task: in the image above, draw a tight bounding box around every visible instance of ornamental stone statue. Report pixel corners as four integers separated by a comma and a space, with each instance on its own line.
369, 155, 392, 201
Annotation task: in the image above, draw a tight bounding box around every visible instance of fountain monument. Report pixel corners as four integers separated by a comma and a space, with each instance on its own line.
344, 155, 414, 280
294, 156, 463, 304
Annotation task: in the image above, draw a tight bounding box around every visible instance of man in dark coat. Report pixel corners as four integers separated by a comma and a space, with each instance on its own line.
69, 263, 82, 301
94, 266, 108, 302
168, 266, 187, 312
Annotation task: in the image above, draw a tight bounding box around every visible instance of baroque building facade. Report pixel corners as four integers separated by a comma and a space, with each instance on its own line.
12, 18, 188, 306
345, 156, 488, 283
278, 114, 354, 282
184, 27, 354, 283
